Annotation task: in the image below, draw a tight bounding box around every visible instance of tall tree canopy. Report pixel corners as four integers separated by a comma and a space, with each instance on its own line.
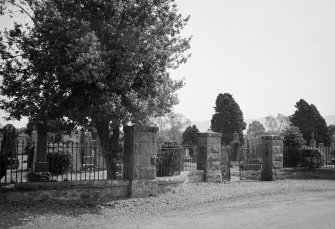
0, 0, 191, 178
290, 99, 330, 146
246, 120, 265, 137
149, 112, 191, 143
210, 93, 246, 144
264, 113, 290, 134
182, 125, 199, 145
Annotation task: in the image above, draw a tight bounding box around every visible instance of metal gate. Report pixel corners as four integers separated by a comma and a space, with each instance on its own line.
239, 146, 262, 180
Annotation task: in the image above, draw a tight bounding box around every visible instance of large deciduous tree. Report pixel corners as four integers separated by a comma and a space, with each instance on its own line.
0, 0, 191, 178
265, 113, 290, 134
290, 99, 330, 146
246, 120, 265, 137
210, 93, 246, 144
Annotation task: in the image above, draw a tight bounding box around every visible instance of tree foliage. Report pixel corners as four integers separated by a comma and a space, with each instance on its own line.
182, 125, 199, 145
149, 112, 191, 144
265, 113, 290, 134
290, 99, 330, 146
246, 120, 265, 137
328, 125, 335, 143
281, 126, 306, 148
210, 93, 246, 145
0, 0, 191, 178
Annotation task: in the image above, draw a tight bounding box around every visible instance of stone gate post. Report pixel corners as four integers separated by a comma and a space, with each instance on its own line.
260, 135, 284, 181
197, 131, 222, 183
123, 125, 159, 197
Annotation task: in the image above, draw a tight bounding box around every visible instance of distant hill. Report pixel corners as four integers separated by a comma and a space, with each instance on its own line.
192, 115, 335, 132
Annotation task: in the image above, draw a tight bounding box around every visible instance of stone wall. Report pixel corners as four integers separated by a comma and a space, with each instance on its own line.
283, 168, 335, 180
157, 170, 204, 194
0, 170, 205, 201
0, 180, 130, 201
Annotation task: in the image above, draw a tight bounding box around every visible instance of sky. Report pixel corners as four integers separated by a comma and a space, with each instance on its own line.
0, 0, 335, 127
171, 0, 335, 121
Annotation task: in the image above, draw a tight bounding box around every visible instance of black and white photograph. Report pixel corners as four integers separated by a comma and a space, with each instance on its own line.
0, 0, 335, 228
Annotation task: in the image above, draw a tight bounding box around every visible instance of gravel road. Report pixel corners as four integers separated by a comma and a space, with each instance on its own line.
2, 179, 335, 228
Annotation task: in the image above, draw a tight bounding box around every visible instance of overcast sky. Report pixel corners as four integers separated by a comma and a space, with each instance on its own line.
172, 0, 335, 121
1, 0, 335, 127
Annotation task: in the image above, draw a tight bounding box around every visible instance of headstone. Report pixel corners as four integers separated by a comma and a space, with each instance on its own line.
35, 123, 49, 172
81, 130, 95, 170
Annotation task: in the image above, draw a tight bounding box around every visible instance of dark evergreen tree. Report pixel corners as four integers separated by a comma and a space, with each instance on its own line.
328, 125, 335, 141
210, 93, 246, 144
290, 99, 330, 146
182, 125, 199, 145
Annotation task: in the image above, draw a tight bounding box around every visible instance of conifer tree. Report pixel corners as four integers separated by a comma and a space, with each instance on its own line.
182, 125, 199, 145
210, 93, 246, 144
290, 99, 330, 146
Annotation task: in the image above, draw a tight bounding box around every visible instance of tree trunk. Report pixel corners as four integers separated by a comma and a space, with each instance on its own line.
95, 117, 120, 179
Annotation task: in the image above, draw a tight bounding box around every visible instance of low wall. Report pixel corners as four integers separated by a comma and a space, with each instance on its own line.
0, 170, 205, 201
157, 170, 204, 194
0, 180, 130, 201
284, 168, 335, 180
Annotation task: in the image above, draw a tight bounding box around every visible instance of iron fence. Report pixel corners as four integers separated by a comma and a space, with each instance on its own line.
284, 146, 335, 169
0, 141, 123, 188
156, 143, 198, 177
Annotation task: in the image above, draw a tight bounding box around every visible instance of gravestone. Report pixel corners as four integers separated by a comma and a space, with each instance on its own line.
310, 132, 316, 148
81, 130, 95, 170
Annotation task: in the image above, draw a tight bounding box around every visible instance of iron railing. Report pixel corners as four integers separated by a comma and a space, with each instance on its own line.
283, 146, 335, 169
0, 141, 122, 188
156, 143, 198, 177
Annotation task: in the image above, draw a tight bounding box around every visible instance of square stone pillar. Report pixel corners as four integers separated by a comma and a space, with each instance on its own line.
123, 125, 159, 197
260, 135, 284, 181
197, 131, 222, 183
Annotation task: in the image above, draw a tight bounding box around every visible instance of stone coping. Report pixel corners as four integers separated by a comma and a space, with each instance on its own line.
157, 170, 204, 185
3, 180, 130, 192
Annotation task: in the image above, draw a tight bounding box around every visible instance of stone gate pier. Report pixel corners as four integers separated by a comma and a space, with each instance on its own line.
123, 125, 159, 197
197, 131, 222, 183
260, 135, 284, 181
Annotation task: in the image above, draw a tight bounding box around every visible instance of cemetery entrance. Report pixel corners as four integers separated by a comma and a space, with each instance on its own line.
239, 146, 262, 181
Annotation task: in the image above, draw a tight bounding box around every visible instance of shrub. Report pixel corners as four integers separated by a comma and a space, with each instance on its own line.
47, 151, 72, 175
299, 148, 322, 168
